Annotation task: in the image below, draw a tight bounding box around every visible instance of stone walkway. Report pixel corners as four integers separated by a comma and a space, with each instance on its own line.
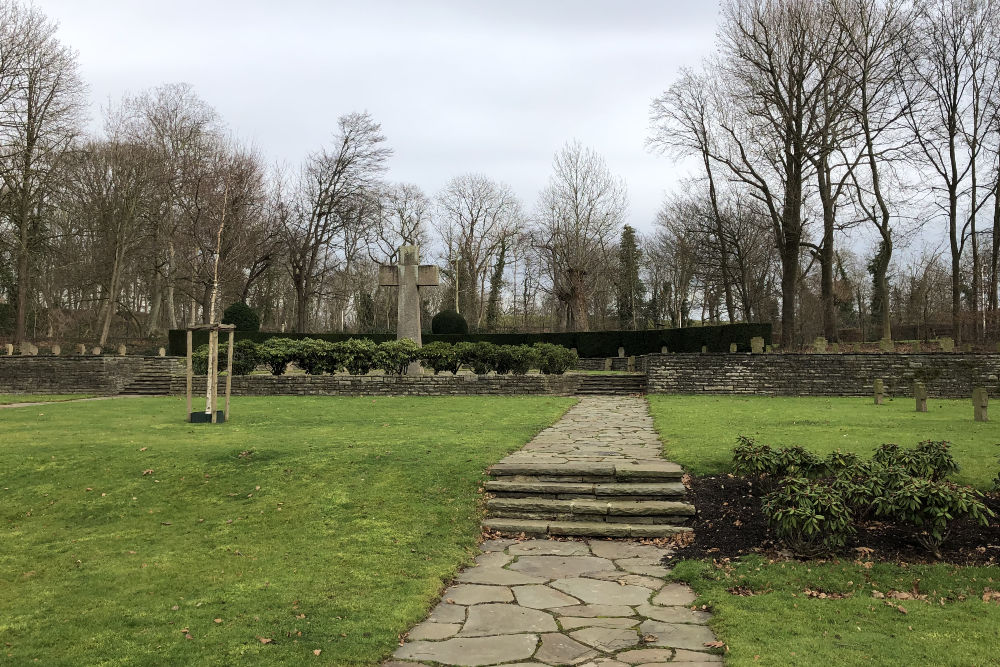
387, 397, 719, 666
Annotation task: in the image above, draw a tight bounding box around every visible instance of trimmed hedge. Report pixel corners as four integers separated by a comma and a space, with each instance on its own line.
168, 323, 771, 357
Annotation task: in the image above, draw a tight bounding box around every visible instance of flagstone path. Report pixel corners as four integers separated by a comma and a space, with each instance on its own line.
386, 397, 719, 666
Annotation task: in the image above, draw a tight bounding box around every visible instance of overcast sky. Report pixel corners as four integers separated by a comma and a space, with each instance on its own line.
34, 0, 722, 233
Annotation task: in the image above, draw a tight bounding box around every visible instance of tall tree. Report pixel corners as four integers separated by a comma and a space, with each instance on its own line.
532, 141, 626, 331
616, 225, 643, 329
0, 1, 85, 344
282, 112, 390, 332
435, 174, 520, 328
713, 0, 839, 345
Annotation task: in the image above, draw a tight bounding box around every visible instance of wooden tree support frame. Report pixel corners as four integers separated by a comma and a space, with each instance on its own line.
185, 323, 236, 424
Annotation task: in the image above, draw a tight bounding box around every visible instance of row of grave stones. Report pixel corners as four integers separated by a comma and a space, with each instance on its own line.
2, 343, 167, 357
873, 379, 989, 421
812, 336, 1000, 354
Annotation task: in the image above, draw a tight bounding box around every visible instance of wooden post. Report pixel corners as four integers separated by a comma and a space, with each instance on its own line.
874, 379, 884, 405
914, 381, 927, 412
210, 328, 219, 424
186, 330, 193, 422
973, 387, 989, 422
224, 329, 234, 422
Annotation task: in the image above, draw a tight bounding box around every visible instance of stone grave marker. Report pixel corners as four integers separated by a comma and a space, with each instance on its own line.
617, 346, 625, 358
75, 343, 85, 355
378, 245, 439, 375
914, 381, 927, 412
158, 347, 166, 357
831, 342, 840, 353
627, 355, 636, 372
700, 345, 707, 354
879, 337, 893, 352
912, 340, 922, 353
91, 346, 101, 355
3, 343, 12, 355
751, 337, 764, 354
20, 342, 35, 355
661, 345, 668, 354
963, 343, 972, 353
603, 358, 612, 371
117, 344, 127, 356
939, 337, 954, 352
765, 344, 773, 353
973, 388, 989, 422
813, 337, 828, 353
729, 343, 738, 353
874, 379, 885, 405
51, 344, 61, 356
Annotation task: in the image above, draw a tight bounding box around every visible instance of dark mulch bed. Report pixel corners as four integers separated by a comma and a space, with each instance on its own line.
665, 474, 1000, 566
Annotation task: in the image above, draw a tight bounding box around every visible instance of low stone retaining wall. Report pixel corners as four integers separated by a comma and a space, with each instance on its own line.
0, 356, 179, 394
644, 352, 1000, 397
576, 357, 632, 371
172, 373, 583, 397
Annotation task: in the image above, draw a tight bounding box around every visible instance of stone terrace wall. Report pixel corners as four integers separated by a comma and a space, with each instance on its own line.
0, 356, 180, 394
172, 373, 582, 397
645, 353, 1000, 397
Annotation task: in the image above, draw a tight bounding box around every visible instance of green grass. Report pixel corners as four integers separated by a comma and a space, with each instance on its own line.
648, 395, 1000, 489
673, 556, 1000, 666
0, 395, 573, 666
0, 393, 96, 405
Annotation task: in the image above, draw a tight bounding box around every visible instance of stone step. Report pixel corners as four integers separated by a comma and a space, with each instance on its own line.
482, 518, 692, 538
486, 497, 695, 517
484, 479, 686, 499
488, 461, 682, 480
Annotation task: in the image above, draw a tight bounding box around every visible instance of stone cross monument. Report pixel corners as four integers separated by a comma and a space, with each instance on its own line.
379, 245, 439, 375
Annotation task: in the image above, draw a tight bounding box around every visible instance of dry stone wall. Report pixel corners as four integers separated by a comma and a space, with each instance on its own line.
644, 353, 1000, 398
173, 373, 582, 397
0, 356, 180, 394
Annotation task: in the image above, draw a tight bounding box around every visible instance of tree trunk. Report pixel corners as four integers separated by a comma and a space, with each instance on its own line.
98, 247, 123, 347
949, 183, 962, 343
703, 151, 735, 321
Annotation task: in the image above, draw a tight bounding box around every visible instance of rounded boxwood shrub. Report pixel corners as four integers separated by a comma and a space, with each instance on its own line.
259, 338, 297, 375
533, 343, 577, 374
455, 341, 497, 374
227, 339, 260, 375
495, 345, 540, 375
290, 338, 332, 375
432, 309, 469, 335
419, 342, 460, 374
338, 338, 378, 375
221, 302, 261, 332
375, 339, 419, 375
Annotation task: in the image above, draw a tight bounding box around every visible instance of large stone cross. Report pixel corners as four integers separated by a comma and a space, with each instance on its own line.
379, 245, 439, 374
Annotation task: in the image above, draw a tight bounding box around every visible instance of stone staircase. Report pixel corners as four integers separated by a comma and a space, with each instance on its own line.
483, 460, 694, 538
574, 373, 647, 396
118, 358, 178, 395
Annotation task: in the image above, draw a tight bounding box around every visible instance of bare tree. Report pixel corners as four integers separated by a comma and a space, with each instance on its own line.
649, 66, 737, 321
904, 0, 1000, 342
531, 141, 626, 331
712, 0, 840, 345
435, 173, 520, 328
282, 112, 391, 332
0, 1, 86, 344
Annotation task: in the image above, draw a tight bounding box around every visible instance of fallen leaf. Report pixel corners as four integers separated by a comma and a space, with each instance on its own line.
705, 640, 726, 648
313, 649, 322, 656
214, 618, 222, 624
142, 470, 154, 476
257, 637, 273, 644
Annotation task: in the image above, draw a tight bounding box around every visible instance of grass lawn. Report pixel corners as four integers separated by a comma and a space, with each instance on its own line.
0, 395, 573, 665
648, 395, 1000, 489
673, 556, 1000, 666
0, 393, 96, 405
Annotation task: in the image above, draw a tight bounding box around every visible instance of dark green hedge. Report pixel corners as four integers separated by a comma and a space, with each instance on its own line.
167, 323, 771, 358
